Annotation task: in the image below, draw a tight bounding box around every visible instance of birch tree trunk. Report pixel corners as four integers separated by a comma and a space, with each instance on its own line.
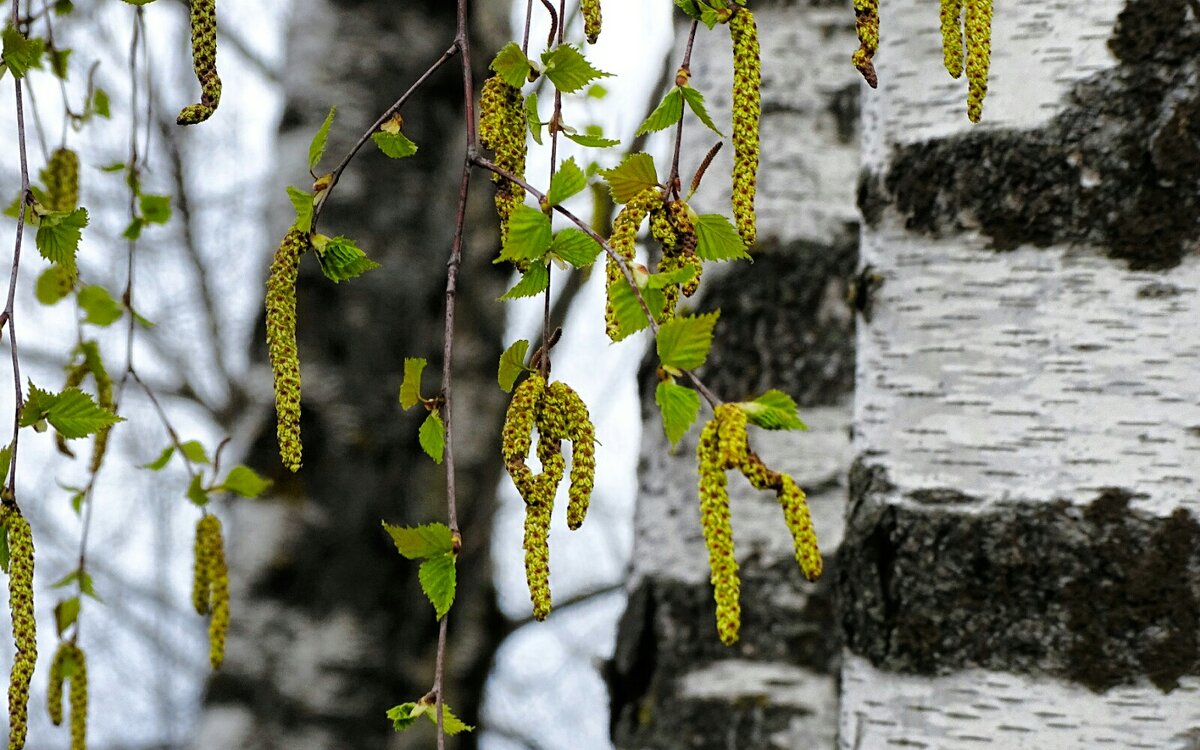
842, 0, 1200, 747
609, 3, 862, 746
192, 2, 510, 748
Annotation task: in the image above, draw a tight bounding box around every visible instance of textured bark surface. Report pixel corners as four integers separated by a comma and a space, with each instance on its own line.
191, 1, 510, 748
842, 0, 1200, 746
609, 2, 861, 747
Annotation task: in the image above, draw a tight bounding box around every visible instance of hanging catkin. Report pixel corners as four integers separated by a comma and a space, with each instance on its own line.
266, 229, 308, 472
729, 6, 761, 247
177, 0, 221, 125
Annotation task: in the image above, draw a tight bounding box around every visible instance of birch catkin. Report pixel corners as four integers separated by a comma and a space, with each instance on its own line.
605, 188, 662, 340
964, 0, 993, 123
202, 514, 230, 670
177, 0, 221, 125
729, 6, 761, 247
940, 0, 965, 78
47, 643, 88, 750
851, 0, 880, 88
6, 509, 35, 750
479, 75, 528, 242
192, 514, 215, 615
740, 454, 822, 581
581, 0, 602, 44
266, 229, 308, 473
697, 415, 740, 645
42, 148, 79, 213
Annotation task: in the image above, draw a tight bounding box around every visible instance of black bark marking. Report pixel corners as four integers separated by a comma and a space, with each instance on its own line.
859, 0, 1200, 270
839, 464, 1200, 693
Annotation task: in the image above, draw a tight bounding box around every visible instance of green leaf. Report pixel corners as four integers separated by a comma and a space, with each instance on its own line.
372, 130, 419, 159
498, 340, 530, 393
138, 193, 171, 224
540, 44, 611, 94
694, 214, 750, 261
77, 285, 122, 327
21, 384, 122, 439
51, 570, 79, 589
399, 357, 427, 410
49, 47, 70, 79
490, 42, 532, 88
646, 263, 698, 291
656, 311, 719, 371
35, 207, 88, 275
655, 381, 701, 447
608, 282, 665, 341
0, 443, 11, 484
680, 86, 723, 135
498, 205, 552, 263
418, 552, 456, 619
141, 446, 174, 471
122, 218, 143, 241
739, 389, 807, 431
525, 92, 543, 145
287, 187, 314, 234
1, 27, 44, 79
100, 162, 125, 173
546, 158, 587, 206
308, 106, 337, 170
499, 262, 549, 300
313, 235, 381, 282
91, 87, 110, 118
220, 465, 272, 497
550, 228, 603, 268
599, 153, 658, 204
35, 265, 72, 305
67, 487, 84, 514
419, 411, 445, 464
674, 0, 702, 19
77, 570, 100, 601
55, 596, 80, 636
387, 703, 419, 733
383, 522, 453, 560
186, 473, 208, 507
636, 87, 684, 136
564, 131, 620, 148
426, 703, 473, 734
587, 83, 608, 99
179, 440, 209, 464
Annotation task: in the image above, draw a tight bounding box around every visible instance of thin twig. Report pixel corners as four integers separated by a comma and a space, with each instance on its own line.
667, 21, 699, 199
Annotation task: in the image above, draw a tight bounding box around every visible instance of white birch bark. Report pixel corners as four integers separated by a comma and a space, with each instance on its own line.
843, 0, 1200, 747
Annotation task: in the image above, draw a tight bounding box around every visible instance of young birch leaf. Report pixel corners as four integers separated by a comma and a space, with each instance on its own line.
680, 86, 724, 135
308, 106, 337, 170
498, 205, 552, 263
287, 187, 314, 233
525, 92, 544, 145
550, 229, 603, 268
179, 440, 210, 464
37, 387, 122, 439
78, 570, 101, 601
427, 704, 473, 735
220, 465, 273, 498
499, 262, 550, 300
77, 285, 122, 326
740, 389, 808, 431
636, 87, 684, 136
372, 131, 419, 159
646, 264, 698, 290
599, 153, 658, 204
382, 522, 453, 559
19, 382, 56, 428
35, 266, 72, 305
546, 158, 587, 206
138, 193, 172, 224
541, 44, 611, 94
387, 703, 419, 733
655, 381, 701, 447
140, 446, 174, 471
609, 283, 665, 341
498, 340, 530, 393
695, 214, 750, 261
186, 474, 208, 507
564, 131, 620, 148
490, 41, 532, 88
35, 207, 89, 275
314, 235, 381, 282
54, 596, 80, 637
1, 27, 44, 78
399, 357, 427, 410
418, 553, 456, 619
419, 411, 445, 464
0, 442, 12, 483
656, 311, 719, 371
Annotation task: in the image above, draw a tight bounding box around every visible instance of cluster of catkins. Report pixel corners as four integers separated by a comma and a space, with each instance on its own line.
697, 405, 821, 645
177, 0, 221, 124
605, 187, 665, 339
193, 514, 230, 669
650, 198, 702, 317
501, 375, 596, 621
47, 643, 88, 750
4, 507, 35, 750
852, 0, 993, 122
479, 75, 529, 243
267, 229, 308, 473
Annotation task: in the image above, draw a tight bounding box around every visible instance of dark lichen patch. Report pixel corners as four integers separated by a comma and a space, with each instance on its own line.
609, 559, 840, 749
1137, 281, 1184, 299
907, 487, 980, 506
838, 470, 1200, 693
859, 0, 1200, 270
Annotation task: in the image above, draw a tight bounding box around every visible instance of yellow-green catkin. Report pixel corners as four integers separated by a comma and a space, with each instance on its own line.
522, 458, 554, 622
851, 0, 880, 88
940, 0, 965, 78
42, 148, 79, 213
739, 455, 822, 581
67, 647, 86, 750
177, 0, 221, 125
606, 188, 662, 340
6, 509, 35, 750
964, 0, 992, 123
549, 382, 596, 531
582, 0, 602, 44
697, 418, 740, 645
479, 75, 528, 243
203, 514, 229, 670
266, 229, 308, 473
668, 200, 701, 298
47, 644, 66, 726
502, 374, 546, 500
192, 515, 215, 616
729, 6, 761, 248
714, 403, 749, 469
87, 366, 113, 475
